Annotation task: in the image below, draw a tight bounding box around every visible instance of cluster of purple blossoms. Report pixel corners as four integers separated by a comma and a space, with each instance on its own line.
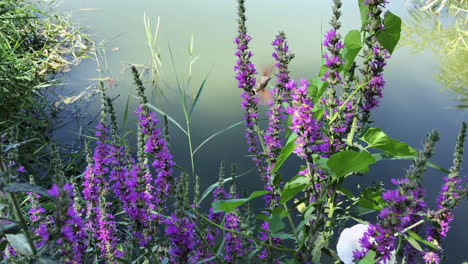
362, 47, 390, 112
136, 105, 175, 209
48, 184, 88, 264
322, 29, 345, 86
262, 32, 293, 206
286, 79, 332, 160
82, 123, 122, 261
165, 214, 196, 264
354, 178, 427, 263
234, 34, 256, 91
425, 123, 466, 262
272, 32, 294, 100
224, 212, 245, 263
108, 144, 157, 246
258, 221, 280, 263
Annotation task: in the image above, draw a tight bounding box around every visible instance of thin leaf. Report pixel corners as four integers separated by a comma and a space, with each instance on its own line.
146, 103, 187, 135
189, 71, 210, 120
193, 121, 244, 155
212, 190, 268, 213
272, 133, 298, 174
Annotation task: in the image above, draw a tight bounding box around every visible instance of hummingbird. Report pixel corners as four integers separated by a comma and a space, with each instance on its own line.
253, 64, 274, 95
253, 64, 274, 105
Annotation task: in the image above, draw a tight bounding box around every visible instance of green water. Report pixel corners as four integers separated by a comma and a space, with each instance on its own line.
52, 0, 467, 262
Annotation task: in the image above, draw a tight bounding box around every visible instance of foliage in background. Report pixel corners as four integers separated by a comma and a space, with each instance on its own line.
0, 0, 91, 179
403, 0, 467, 108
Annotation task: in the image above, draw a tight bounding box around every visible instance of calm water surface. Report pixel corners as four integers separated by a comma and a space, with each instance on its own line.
53, 0, 467, 262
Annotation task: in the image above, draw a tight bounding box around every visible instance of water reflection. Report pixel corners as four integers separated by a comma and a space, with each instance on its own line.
401, 2, 467, 108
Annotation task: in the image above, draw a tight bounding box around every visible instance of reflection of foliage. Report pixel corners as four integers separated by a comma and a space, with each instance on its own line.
402, 1, 468, 108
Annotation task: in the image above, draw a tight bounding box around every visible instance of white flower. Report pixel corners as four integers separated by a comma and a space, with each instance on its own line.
336, 223, 396, 264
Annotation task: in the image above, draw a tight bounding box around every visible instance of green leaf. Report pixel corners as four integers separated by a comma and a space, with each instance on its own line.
269, 208, 286, 233
358, 250, 377, 264
0, 204, 7, 211
198, 168, 253, 205
2, 183, 52, 198
0, 223, 21, 234
6, 234, 33, 256
359, 187, 385, 210
327, 151, 376, 178
358, 0, 370, 31
272, 133, 297, 174
342, 30, 362, 73
405, 235, 423, 251
146, 103, 187, 135
280, 175, 309, 204
361, 127, 417, 157
377, 11, 402, 54
32, 256, 58, 264
189, 71, 210, 120
372, 153, 450, 173
271, 232, 294, 240
211, 190, 268, 213
407, 230, 439, 250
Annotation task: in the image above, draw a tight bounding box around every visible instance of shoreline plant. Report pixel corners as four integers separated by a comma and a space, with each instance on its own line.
0, 0, 467, 264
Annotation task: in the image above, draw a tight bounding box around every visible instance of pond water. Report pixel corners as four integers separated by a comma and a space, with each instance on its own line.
53, 0, 467, 262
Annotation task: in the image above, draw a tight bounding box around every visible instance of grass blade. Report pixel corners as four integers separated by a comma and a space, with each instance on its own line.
193, 121, 244, 155
146, 103, 187, 135
189, 70, 210, 120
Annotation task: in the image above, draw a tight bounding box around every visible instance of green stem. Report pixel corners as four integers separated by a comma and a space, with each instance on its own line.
328, 80, 369, 125
8, 193, 37, 256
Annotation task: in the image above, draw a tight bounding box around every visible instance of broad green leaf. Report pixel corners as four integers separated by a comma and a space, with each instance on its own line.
405, 235, 423, 251
342, 30, 362, 73
372, 153, 450, 173
358, 250, 377, 264
0, 204, 7, 211
361, 127, 417, 157
377, 11, 402, 54
272, 232, 294, 240
272, 133, 297, 174
211, 190, 268, 213
280, 175, 309, 204
358, 0, 370, 31
337, 187, 355, 198
407, 230, 439, 250
359, 187, 385, 210
269, 208, 286, 233
32, 256, 58, 264
6, 233, 33, 256
327, 151, 376, 178
3, 183, 52, 198
0, 223, 21, 234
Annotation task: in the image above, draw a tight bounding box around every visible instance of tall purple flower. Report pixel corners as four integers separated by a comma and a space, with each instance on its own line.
136, 105, 175, 209
359, 0, 389, 124
49, 184, 89, 264
82, 123, 122, 262
262, 32, 293, 207
355, 132, 440, 264
427, 123, 466, 257
165, 214, 196, 264
108, 144, 157, 246
224, 212, 245, 263
235, 0, 263, 174
287, 79, 332, 160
